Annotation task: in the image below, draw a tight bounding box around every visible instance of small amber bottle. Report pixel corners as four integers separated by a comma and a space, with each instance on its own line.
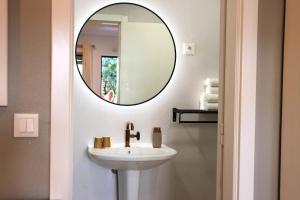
94, 137, 103, 149
102, 136, 111, 148
152, 127, 162, 148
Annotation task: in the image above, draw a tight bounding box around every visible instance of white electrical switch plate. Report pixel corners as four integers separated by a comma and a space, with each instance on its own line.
183, 43, 195, 56
14, 113, 39, 137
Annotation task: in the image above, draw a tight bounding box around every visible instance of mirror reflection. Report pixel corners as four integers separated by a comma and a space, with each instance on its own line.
76, 3, 176, 105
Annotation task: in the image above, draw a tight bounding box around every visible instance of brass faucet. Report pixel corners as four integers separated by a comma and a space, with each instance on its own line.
125, 122, 140, 147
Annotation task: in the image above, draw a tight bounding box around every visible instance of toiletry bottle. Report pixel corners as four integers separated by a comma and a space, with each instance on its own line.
152, 127, 162, 148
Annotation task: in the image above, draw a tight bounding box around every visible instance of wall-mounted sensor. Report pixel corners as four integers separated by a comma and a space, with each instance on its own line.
183, 43, 195, 56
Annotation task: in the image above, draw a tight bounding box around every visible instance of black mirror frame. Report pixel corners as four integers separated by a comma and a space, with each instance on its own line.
75, 2, 177, 106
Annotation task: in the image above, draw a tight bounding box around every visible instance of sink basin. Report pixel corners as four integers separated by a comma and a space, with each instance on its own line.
88, 143, 177, 170
88, 143, 177, 200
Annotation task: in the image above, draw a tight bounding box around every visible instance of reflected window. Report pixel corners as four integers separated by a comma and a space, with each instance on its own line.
101, 56, 119, 103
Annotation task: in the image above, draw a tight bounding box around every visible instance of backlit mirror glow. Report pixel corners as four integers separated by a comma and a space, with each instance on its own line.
75, 3, 176, 106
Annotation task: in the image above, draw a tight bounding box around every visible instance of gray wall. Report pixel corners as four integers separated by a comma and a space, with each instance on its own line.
0, 0, 51, 199
254, 0, 284, 199
73, 0, 220, 200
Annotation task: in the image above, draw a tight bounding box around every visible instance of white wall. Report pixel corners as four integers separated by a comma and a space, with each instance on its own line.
73, 0, 220, 200
120, 22, 175, 104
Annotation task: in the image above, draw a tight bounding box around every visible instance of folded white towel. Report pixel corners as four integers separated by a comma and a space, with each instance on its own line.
205, 86, 219, 94
200, 93, 219, 103
204, 78, 219, 87
200, 101, 219, 111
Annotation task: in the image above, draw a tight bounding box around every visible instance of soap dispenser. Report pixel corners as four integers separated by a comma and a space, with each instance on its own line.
152, 127, 162, 148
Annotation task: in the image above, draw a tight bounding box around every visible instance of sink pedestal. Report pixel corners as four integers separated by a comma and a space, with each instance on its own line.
88, 144, 177, 200
118, 170, 140, 200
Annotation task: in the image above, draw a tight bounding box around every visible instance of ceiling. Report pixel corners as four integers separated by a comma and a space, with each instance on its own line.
80, 21, 119, 37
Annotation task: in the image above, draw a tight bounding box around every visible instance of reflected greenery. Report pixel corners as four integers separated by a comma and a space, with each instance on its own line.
101, 56, 118, 97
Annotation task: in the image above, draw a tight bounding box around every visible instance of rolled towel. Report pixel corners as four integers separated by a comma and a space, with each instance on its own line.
200, 93, 219, 103
200, 101, 219, 111
205, 86, 219, 94
204, 78, 219, 87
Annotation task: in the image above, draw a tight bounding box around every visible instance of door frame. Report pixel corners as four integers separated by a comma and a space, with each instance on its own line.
220, 0, 259, 200
50, 0, 74, 199
50, 0, 260, 199
0, 0, 8, 106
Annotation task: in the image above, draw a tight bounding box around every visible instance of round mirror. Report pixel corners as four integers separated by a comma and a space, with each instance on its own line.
76, 3, 176, 106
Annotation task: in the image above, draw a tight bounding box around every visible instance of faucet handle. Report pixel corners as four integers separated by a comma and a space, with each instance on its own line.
136, 131, 140, 140
130, 131, 140, 140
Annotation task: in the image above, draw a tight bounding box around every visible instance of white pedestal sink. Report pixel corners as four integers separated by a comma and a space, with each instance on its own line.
88, 143, 177, 200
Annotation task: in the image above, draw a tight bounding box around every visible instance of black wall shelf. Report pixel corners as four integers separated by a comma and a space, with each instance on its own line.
172, 108, 218, 124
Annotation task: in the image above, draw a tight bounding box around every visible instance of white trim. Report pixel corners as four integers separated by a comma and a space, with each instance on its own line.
223, 0, 259, 199
216, 0, 226, 199
237, 0, 258, 199
233, 0, 243, 198
50, 0, 73, 199
0, 0, 8, 106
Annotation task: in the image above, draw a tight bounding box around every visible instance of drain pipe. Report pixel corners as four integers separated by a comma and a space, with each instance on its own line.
112, 169, 119, 200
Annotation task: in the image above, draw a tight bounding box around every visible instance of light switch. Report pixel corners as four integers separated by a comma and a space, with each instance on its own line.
19, 118, 27, 133
26, 119, 34, 132
14, 113, 39, 137
183, 43, 196, 56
